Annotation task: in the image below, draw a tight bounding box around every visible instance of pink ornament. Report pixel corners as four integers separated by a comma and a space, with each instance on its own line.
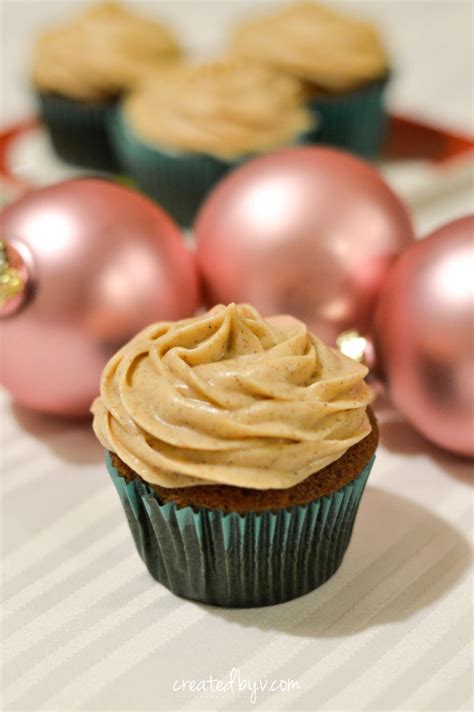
196, 146, 414, 345
0, 179, 199, 417
375, 215, 474, 457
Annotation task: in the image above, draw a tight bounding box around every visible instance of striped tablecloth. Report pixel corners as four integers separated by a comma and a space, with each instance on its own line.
1, 383, 472, 711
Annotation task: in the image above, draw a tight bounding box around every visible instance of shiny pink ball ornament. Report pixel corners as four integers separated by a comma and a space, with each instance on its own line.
375, 215, 474, 457
196, 147, 414, 344
0, 179, 199, 417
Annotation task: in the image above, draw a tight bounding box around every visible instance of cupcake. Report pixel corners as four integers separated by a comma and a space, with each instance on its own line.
108, 60, 314, 225
232, 1, 390, 158
92, 303, 378, 607
32, 2, 181, 171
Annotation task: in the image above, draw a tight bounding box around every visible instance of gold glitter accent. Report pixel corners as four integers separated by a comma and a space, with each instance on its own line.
336, 330, 367, 363
0, 241, 25, 306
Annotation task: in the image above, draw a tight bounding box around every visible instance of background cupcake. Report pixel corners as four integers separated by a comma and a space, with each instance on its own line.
92, 303, 378, 607
32, 2, 181, 170
109, 60, 314, 226
232, 1, 390, 158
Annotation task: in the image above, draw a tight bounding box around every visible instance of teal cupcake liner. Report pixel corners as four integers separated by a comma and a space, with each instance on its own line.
107, 112, 237, 227
106, 452, 375, 608
37, 92, 120, 172
307, 74, 390, 158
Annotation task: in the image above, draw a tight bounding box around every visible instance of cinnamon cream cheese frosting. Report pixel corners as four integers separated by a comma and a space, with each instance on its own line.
121, 61, 313, 159
232, 2, 388, 93
33, 2, 181, 101
92, 304, 372, 490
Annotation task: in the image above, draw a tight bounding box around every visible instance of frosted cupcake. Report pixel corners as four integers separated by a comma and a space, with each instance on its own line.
232, 1, 389, 157
109, 60, 314, 225
92, 303, 378, 607
32, 2, 181, 170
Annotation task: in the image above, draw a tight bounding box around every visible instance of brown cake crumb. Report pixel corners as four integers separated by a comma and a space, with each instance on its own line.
110, 408, 378, 513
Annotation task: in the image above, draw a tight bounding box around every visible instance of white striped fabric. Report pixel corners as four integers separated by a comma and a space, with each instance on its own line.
1, 385, 472, 711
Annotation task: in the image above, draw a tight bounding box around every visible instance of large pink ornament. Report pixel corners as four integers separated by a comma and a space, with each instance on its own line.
196, 146, 414, 344
0, 179, 199, 417
375, 215, 474, 457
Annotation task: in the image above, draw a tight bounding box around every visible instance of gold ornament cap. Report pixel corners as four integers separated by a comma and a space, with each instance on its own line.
0, 240, 31, 317
336, 329, 376, 371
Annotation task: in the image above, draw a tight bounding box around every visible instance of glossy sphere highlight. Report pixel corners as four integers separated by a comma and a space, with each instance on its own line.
376, 215, 474, 457
0, 179, 199, 416
196, 147, 414, 344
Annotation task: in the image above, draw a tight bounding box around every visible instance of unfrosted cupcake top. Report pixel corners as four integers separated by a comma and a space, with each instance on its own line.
92, 304, 372, 490
32, 2, 181, 101
121, 61, 313, 159
232, 1, 388, 93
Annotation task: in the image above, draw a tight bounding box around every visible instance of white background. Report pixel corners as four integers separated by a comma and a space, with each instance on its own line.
1, 2, 473, 711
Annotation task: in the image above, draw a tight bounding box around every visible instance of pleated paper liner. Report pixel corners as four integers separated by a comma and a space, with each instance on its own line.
106, 452, 375, 608
107, 111, 237, 227
37, 92, 120, 172
307, 74, 390, 158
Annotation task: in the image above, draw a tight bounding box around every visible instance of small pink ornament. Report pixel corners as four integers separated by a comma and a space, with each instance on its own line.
0, 179, 199, 417
375, 215, 474, 457
196, 146, 414, 345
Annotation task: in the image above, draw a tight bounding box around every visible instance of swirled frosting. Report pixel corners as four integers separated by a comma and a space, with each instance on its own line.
92, 304, 372, 490
232, 2, 388, 93
32, 2, 181, 101
122, 61, 313, 159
